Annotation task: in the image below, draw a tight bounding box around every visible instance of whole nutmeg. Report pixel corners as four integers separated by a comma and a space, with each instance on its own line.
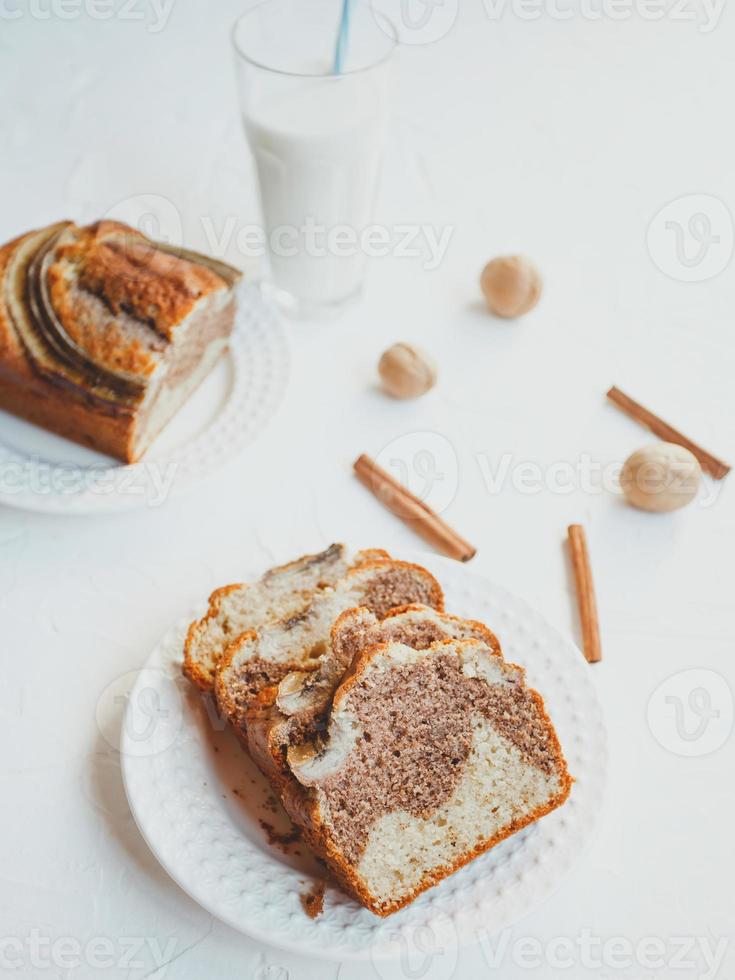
378, 342, 437, 399
480, 255, 543, 318
620, 442, 702, 512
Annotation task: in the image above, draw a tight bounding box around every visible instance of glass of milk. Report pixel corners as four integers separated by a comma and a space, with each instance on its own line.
232, 0, 396, 317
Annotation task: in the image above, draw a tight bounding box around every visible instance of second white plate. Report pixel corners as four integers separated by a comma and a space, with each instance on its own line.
0, 282, 288, 515
121, 552, 607, 961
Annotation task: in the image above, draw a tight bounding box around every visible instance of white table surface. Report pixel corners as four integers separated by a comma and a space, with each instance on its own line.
1, 2, 734, 978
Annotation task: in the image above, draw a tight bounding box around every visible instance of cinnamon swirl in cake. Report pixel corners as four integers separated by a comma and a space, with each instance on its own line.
213, 559, 444, 737
184, 544, 390, 692
182, 547, 572, 917
286, 637, 572, 915
0, 220, 241, 462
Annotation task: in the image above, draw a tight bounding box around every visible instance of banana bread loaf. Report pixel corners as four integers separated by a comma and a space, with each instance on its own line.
0, 220, 241, 462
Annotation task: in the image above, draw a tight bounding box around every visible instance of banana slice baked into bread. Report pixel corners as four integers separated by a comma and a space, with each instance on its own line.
214, 561, 444, 736
285, 637, 572, 916
0, 220, 241, 462
247, 604, 501, 785
184, 544, 389, 691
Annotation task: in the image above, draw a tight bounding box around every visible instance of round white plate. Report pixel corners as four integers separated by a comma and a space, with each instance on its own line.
0, 283, 288, 515
121, 552, 607, 961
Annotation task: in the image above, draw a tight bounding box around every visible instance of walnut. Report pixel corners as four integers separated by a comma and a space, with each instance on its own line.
480, 255, 542, 318
378, 342, 437, 399
620, 442, 702, 512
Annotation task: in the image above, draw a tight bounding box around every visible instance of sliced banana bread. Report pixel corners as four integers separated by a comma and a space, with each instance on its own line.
183, 544, 388, 690
285, 637, 572, 916
247, 604, 500, 786
214, 561, 444, 736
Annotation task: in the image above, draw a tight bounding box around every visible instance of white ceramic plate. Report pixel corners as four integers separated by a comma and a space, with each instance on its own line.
0, 283, 288, 515
121, 552, 607, 961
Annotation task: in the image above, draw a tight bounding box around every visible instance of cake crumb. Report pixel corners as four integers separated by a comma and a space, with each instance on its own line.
300, 882, 325, 919
259, 819, 301, 851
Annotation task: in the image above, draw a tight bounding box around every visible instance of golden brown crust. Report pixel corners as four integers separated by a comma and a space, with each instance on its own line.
183, 544, 374, 692
0, 220, 240, 462
0, 373, 137, 459
183, 583, 245, 691
315, 775, 572, 916
245, 685, 292, 784
354, 548, 390, 562
0, 224, 140, 458
0, 225, 67, 381
342, 558, 445, 616
50, 221, 228, 345
381, 603, 501, 656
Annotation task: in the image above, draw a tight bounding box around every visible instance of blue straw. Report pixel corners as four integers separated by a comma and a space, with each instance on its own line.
333, 0, 353, 74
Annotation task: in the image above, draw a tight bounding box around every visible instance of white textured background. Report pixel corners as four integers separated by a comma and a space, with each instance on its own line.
1, 0, 734, 977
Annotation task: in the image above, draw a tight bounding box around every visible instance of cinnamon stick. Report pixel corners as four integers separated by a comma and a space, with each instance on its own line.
567, 524, 602, 664
607, 386, 730, 480
353, 454, 476, 562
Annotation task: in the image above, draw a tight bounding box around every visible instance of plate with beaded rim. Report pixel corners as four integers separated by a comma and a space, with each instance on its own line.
120, 550, 607, 961
0, 282, 288, 515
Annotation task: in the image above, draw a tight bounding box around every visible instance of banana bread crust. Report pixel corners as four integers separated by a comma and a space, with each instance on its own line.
0, 220, 241, 462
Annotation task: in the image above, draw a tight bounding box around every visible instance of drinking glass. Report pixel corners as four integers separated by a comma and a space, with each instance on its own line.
232, 0, 396, 317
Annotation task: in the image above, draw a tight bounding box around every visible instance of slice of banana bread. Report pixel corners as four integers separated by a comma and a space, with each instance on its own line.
285, 637, 572, 916
183, 544, 388, 690
247, 604, 501, 786
214, 561, 444, 736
